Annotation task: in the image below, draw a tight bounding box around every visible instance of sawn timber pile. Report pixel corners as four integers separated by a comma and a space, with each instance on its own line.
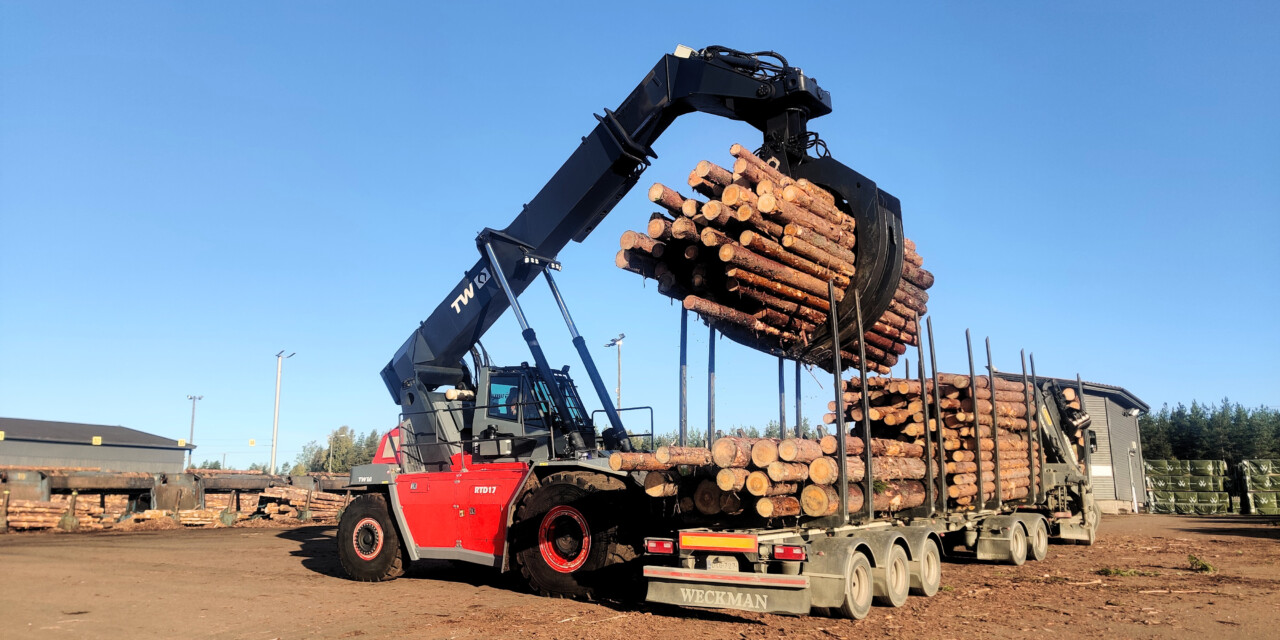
609, 436, 932, 521
615, 143, 934, 374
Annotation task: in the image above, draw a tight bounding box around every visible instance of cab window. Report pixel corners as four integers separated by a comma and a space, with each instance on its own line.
487, 375, 521, 420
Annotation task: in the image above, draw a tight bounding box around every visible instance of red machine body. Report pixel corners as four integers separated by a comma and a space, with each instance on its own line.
393, 452, 531, 564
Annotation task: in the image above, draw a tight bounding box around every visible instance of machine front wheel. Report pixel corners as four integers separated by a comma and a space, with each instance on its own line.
337, 493, 405, 582
512, 472, 638, 599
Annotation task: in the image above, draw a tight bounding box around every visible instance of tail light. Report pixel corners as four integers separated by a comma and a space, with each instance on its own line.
773, 545, 806, 561
645, 538, 675, 555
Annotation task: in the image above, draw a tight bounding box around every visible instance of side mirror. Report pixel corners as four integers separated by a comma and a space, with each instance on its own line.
1088, 430, 1098, 454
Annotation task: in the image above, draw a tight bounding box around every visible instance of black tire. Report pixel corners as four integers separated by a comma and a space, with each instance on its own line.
337, 493, 405, 582
1028, 518, 1049, 561
1007, 524, 1028, 566
910, 538, 942, 597
836, 551, 874, 620
874, 544, 910, 608
512, 472, 639, 599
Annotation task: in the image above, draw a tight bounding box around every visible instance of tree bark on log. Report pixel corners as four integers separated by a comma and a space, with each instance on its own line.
750, 439, 782, 468
643, 470, 679, 497
655, 446, 712, 466
716, 467, 750, 491
694, 479, 723, 515
648, 183, 687, 215
725, 268, 831, 312
609, 452, 670, 472
717, 244, 832, 300
711, 437, 757, 468
755, 495, 801, 518
777, 438, 825, 463
808, 455, 929, 485
799, 481, 926, 517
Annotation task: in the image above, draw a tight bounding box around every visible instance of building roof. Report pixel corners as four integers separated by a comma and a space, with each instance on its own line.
0, 417, 193, 450
995, 373, 1150, 414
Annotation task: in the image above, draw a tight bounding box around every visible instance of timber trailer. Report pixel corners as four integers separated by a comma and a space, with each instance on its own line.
640, 347, 1101, 618
335, 45, 1101, 611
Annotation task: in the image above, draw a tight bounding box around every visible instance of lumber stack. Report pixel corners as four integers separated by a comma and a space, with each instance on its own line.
826, 374, 1042, 510
615, 143, 934, 374
51, 492, 130, 521
611, 438, 931, 520
4, 499, 107, 530
259, 486, 351, 521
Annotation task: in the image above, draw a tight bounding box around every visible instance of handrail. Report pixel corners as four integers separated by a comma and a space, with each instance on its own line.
593, 406, 655, 451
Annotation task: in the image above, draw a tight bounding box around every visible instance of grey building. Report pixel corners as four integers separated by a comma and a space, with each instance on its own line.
1003, 378, 1149, 513
0, 417, 193, 473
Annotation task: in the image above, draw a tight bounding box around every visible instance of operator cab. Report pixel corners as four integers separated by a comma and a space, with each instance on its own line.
396, 363, 596, 473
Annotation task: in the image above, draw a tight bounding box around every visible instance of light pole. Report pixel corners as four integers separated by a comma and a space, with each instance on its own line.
1128, 442, 1140, 514
604, 334, 624, 409
185, 395, 203, 468
270, 350, 295, 474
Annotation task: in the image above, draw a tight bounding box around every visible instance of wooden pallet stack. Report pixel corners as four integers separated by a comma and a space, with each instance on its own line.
615, 143, 933, 374
825, 374, 1041, 510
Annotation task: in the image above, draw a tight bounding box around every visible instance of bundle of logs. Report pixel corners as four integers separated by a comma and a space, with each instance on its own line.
609, 435, 931, 521
259, 486, 351, 522
614, 144, 934, 373
1, 498, 107, 531
825, 374, 1042, 510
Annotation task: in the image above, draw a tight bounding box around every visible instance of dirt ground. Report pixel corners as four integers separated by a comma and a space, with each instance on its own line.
1, 514, 1277, 640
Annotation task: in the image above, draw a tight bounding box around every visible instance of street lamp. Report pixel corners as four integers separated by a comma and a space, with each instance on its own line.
185, 395, 203, 468
604, 334, 624, 409
1128, 441, 1140, 514
270, 350, 295, 474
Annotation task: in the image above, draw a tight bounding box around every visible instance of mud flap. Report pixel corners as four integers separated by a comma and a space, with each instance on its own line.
643, 566, 811, 615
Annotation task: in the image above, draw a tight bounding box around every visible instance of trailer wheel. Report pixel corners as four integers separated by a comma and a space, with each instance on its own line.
1006, 524, 1028, 566
1028, 519, 1049, 561
909, 538, 941, 597
337, 493, 405, 582
874, 544, 910, 608
513, 472, 638, 600
836, 551, 873, 620
1083, 501, 1102, 546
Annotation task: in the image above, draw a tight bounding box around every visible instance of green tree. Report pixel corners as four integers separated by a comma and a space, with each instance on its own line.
196, 459, 222, 470
1141, 399, 1280, 466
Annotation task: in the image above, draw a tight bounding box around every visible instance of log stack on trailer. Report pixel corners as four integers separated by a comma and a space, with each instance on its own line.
610, 436, 933, 521
825, 374, 1043, 510
615, 143, 933, 374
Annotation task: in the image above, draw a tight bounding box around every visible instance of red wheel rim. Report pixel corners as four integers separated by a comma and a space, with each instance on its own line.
538, 505, 590, 573
353, 517, 384, 561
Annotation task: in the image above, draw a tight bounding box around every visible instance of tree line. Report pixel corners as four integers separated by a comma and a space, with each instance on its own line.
195, 426, 383, 475
1140, 399, 1280, 467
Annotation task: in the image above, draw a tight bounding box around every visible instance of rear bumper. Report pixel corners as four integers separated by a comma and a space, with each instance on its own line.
643, 566, 811, 615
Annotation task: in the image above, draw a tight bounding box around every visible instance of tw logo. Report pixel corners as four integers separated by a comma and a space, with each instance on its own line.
450, 268, 492, 313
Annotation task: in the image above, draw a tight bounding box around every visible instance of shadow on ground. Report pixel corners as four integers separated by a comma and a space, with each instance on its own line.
275, 525, 518, 589
1169, 516, 1280, 541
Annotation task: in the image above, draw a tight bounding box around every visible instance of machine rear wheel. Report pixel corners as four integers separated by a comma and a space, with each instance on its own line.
513, 472, 638, 599
1029, 518, 1049, 561
874, 544, 910, 608
836, 551, 873, 620
337, 493, 405, 582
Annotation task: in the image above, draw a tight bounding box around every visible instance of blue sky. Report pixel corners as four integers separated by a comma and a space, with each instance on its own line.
2, 2, 1276, 469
